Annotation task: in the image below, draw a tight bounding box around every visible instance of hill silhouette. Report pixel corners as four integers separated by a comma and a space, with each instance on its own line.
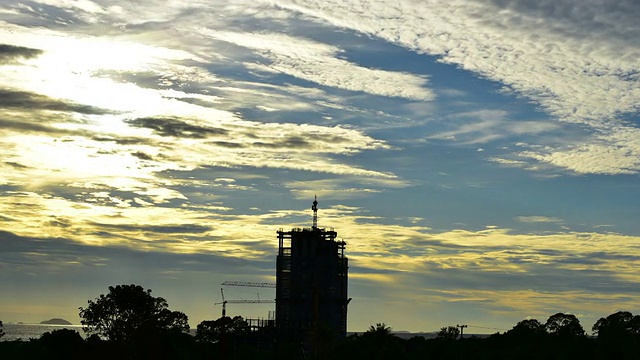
40, 318, 72, 325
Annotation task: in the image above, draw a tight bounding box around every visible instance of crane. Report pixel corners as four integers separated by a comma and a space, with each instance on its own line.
214, 288, 275, 317
222, 280, 276, 288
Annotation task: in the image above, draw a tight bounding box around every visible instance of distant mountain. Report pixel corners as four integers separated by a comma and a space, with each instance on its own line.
40, 318, 72, 325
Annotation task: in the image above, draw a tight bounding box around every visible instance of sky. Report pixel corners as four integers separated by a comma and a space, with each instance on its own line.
0, 0, 639, 334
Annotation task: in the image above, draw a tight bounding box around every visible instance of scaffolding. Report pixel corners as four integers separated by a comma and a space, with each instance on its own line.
275, 199, 349, 341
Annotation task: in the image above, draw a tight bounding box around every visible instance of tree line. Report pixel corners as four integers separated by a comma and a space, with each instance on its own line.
1, 284, 639, 359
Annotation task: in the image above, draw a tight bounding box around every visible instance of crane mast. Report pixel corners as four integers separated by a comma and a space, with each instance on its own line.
214, 288, 227, 317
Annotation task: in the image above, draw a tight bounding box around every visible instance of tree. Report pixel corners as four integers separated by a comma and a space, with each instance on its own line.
38, 328, 85, 358
437, 326, 460, 340
545, 313, 585, 337
0, 320, 4, 339
359, 323, 405, 360
195, 316, 250, 343
365, 323, 392, 338
195, 316, 251, 360
79, 284, 189, 344
507, 319, 546, 338
592, 311, 640, 359
592, 311, 640, 338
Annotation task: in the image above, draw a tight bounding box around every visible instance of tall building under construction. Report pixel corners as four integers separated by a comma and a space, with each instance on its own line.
276, 197, 350, 340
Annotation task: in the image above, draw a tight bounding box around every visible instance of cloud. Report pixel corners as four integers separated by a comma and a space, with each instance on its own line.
284, 176, 414, 200
515, 216, 563, 223
215, 203, 640, 324
121, 114, 396, 177
131, 151, 154, 161
91, 222, 214, 234
5, 193, 640, 299
203, 30, 435, 101
309, 207, 640, 294
0, 88, 113, 114
0, 26, 400, 181
0, 190, 267, 256
31, 0, 105, 15
0, 117, 70, 135
126, 116, 229, 139
2, 183, 640, 328
0, 43, 42, 63
271, 0, 640, 174
0, 228, 264, 286
520, 138, 640, 175
428, 109, 559, 145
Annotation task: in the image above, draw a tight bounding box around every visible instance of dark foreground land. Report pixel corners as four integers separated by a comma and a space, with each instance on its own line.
1, 326, 640, 360
3, 286, 639, 359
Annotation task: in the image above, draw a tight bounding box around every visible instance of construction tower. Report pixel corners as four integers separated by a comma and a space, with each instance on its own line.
275, 197, 350, 342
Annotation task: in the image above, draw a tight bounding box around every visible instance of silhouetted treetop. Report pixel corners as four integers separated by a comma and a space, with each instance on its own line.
436, 326, 460, 340
366, 323, 392, 336
79, 284, 189, 344
545, 313, 585, 337
507, 318, 546, 337
195, 316, 250, 343
592, 311, 640, 338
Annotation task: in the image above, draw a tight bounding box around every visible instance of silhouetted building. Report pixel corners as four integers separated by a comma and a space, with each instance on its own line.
276, 197, 350, 342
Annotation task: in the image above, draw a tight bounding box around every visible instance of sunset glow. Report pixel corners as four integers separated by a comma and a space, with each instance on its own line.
1, 0, 639, 333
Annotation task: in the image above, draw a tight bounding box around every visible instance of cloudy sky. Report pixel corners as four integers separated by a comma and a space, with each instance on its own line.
0, 0, 639, 333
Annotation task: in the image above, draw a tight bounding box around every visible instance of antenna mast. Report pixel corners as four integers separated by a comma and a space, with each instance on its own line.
312, 195, 318, 229
457, 324, 467, 339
